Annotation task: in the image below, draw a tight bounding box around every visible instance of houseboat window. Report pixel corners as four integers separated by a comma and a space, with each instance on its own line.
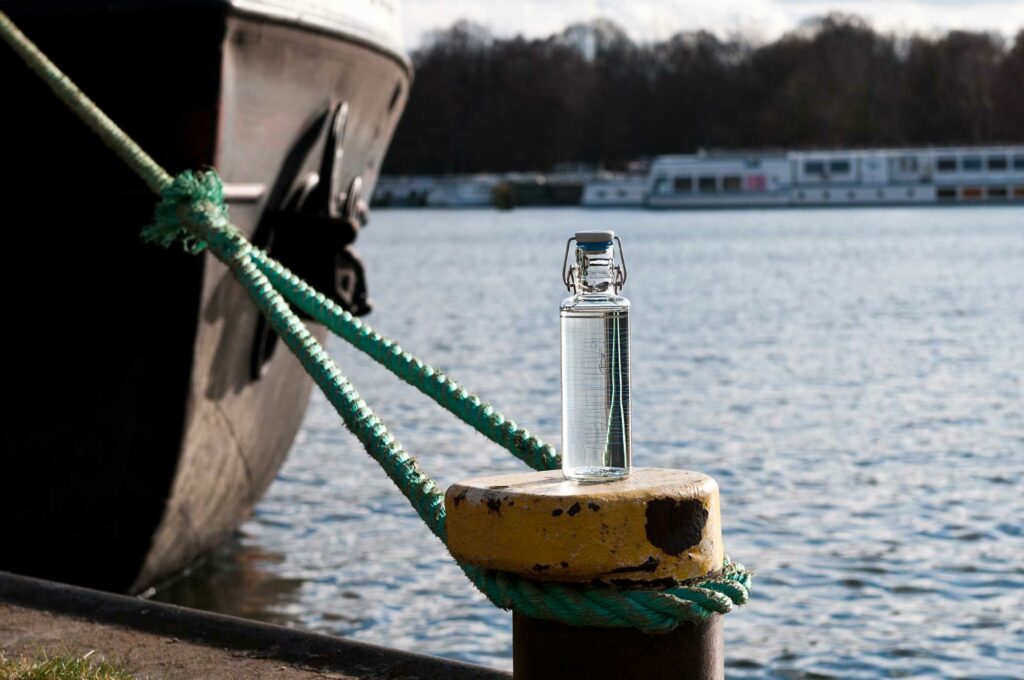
654, 176, 668, 193
596, 189, 607, 198
987, 156, 1008, 171
1014, 156, 1024, 170
674, 176, 693, 192
937, 187, 956, 200
722, 176, 741, 192
897, 156, 918, 172
987, 186, 1008, 198
962, 157, 982, 171
744, 159, 762, 169
936, 157, 957, 172
698, 176, 717, 193
830, 159, 851, 174
804, 160, 825, 175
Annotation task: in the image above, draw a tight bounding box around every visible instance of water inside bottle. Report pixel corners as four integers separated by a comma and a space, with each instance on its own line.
560, 306, 630, 481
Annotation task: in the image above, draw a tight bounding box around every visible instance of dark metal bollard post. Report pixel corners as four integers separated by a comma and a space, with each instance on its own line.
445, 468, 726, 680
513, 612, 722, 680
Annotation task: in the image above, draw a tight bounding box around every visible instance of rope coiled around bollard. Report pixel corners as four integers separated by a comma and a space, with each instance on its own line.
465, 557, 751, 632
0, 9, 752, 632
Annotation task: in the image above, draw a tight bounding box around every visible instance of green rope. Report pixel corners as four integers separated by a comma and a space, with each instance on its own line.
143, 171, 224, 254
150, 177, 450, 541
464, 557, 751, 632
152, 168, 752, 631
248, 248, 560, 472
0, 5, 557, 473
0, 10, 751, 631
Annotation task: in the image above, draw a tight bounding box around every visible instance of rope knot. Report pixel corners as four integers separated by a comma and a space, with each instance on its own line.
463, 558, 753, 632
142, 170, 227, 254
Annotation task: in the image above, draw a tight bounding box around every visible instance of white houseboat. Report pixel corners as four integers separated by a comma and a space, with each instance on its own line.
646, 153, 791, 208
645, 146, 1024, 208
375, 146, 1024, 209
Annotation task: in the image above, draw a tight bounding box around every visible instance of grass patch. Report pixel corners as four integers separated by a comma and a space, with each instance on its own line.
0, 652, 136, 680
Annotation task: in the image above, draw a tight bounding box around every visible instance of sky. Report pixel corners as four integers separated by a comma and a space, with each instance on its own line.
399, 0, 1024, 49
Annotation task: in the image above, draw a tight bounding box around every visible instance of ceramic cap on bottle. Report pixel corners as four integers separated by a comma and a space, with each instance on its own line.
575, 230, 615, 245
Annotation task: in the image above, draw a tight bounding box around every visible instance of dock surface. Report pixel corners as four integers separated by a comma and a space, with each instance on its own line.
0, 571, 508, 679
1, 603, 345, 679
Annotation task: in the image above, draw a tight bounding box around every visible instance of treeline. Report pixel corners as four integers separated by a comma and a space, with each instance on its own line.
382, 14, 1024, 174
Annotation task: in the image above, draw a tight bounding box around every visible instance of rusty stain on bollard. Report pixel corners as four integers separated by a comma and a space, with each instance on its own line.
645, 498, 709, 556
444, 467, 727, 680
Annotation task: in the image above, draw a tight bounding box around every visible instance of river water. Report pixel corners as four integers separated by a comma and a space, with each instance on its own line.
155, 207, 1024, 678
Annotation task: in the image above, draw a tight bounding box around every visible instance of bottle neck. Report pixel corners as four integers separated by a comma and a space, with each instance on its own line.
573, 244, 618, 295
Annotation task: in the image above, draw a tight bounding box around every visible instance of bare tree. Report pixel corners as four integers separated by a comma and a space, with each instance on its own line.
382, 15, 1022, 174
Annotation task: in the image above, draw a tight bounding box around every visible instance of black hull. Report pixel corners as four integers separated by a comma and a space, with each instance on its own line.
0, 3, 409, 592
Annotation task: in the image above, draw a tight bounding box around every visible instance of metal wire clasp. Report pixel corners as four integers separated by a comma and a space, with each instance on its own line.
614, 235, 628, 289
562, 237, 577, 291
562, 236, 628, 293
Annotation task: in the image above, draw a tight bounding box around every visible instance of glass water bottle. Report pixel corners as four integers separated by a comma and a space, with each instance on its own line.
560, 230, 631, 482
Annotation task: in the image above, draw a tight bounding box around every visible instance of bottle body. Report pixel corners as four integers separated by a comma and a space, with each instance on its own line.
560, 293, 631, 481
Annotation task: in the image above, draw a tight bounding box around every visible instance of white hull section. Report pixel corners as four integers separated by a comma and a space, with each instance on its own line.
647, 191, 790, 208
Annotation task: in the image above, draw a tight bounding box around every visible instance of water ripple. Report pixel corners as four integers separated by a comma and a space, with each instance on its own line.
156, 207, 1024, 677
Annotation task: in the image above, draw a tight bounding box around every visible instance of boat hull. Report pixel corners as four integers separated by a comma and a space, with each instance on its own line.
0, 2, 409, 593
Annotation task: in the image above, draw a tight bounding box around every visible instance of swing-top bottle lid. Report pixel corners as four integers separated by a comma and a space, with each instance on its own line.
575, 230, 615, 245
563, 230, 627, 291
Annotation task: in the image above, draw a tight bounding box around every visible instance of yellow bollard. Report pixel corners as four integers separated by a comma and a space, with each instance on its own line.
446, 467, 727, 679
